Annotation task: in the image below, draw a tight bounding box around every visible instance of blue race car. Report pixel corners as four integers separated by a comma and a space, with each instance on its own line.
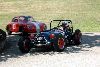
18, 20, 82, 53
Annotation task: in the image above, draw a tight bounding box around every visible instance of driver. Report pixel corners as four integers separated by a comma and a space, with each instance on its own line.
59, 21, 70, 31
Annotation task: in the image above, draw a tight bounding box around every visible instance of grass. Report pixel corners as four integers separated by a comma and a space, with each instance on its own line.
0, 0, 100, 32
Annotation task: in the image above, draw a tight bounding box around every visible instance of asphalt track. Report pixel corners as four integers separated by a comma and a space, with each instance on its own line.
0, 32, 100, 67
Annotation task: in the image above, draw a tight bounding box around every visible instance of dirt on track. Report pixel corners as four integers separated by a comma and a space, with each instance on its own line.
0, 32, 100, 67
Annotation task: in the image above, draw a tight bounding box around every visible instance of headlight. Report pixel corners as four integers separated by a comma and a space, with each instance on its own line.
50, 34, 55, 39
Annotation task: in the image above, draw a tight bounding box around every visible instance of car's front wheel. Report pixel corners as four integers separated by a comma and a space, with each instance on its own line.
18, 37, 31, 53
54, 38, 65, 52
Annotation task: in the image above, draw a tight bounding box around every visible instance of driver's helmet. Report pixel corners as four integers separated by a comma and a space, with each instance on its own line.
61, 21, 68, 27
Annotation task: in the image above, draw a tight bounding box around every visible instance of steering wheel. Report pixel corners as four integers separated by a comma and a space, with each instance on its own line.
52, 27, 58, 31
51, 26, 63, 32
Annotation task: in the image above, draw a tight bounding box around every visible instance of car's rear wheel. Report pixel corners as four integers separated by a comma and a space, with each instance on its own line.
54, 38, 65, 52
18, 37, 31, 53
73, 29, 82, 45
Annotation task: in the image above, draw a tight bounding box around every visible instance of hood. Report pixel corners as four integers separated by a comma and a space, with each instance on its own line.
40, 32, 50, 39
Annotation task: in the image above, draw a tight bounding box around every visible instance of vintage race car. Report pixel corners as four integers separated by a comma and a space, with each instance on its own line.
6, 16, 47, 35
17, 20, 82, 53
0, 29, 6, 52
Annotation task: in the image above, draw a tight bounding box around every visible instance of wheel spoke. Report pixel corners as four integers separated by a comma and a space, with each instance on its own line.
58, 38, 65, 49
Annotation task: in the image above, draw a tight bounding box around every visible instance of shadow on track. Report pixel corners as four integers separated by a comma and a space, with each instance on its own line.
0, 33, 100, 62
0, 36, 23, 62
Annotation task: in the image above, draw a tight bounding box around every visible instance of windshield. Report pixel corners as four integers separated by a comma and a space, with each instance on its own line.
19, 16, 35, 23
12, 16, 35, 23
50, 20, 72, 29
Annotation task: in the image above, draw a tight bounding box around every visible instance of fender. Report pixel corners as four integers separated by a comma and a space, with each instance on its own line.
32, 22, 40, 33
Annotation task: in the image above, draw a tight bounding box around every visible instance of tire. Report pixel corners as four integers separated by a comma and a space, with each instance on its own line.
53, 38, 65, 52
73, 29, 82, 45
0, 29, 6, 41
0, 29, 6, 52
18, 37, 31, 53
0, 40, 6, 52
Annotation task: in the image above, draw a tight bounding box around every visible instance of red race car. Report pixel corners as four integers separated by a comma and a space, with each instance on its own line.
6, 16, 47, 35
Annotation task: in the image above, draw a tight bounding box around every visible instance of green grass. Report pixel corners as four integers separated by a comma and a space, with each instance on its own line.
0, 0, 100, 32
